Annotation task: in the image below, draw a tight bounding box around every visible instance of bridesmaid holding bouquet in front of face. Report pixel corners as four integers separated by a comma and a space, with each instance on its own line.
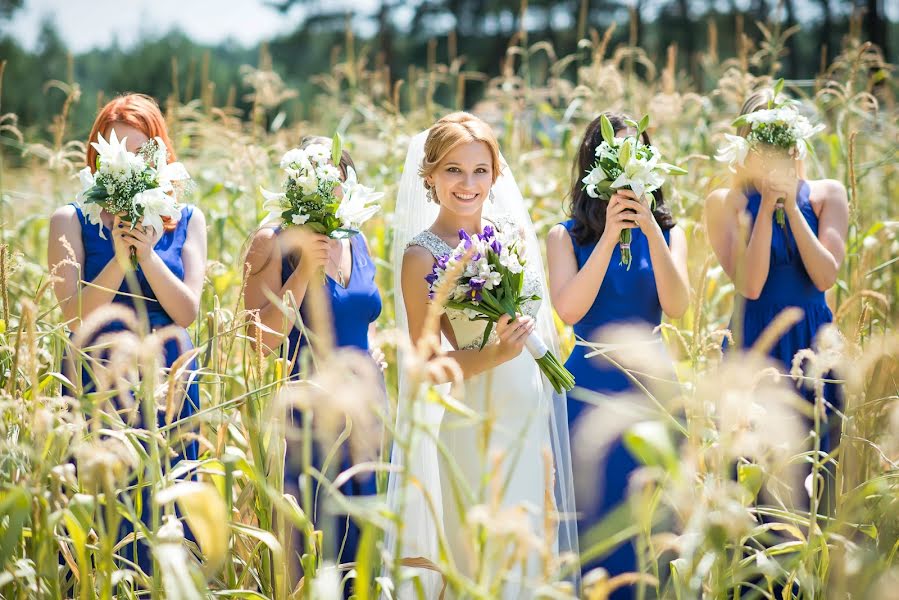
48, 93, 207, 575
546, 112, 689, 597
707, 86, 848, 496
242, 136, 384, 593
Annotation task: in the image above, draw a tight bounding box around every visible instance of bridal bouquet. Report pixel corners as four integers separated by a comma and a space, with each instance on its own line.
715, 79, 824, 228
582, 114, 687, 269
425, 224, 575, 393
76, 131, 189, 268
261, 134, 383, 237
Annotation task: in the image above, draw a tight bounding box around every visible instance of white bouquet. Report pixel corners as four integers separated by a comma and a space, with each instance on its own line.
581, 114, 687, 269
261, 134, 382, 238
715, 79, 825, 227
76, 131, 189, 267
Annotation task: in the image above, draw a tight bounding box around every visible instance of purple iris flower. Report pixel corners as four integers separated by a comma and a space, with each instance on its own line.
458, 229, 473, 250
425, 271, 439, 285
481, 225, 494, 239
490, 238, 502, 254
469, 277, 486, 290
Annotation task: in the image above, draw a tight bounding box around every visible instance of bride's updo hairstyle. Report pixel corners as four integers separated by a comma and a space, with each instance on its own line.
419, 112, 503, 194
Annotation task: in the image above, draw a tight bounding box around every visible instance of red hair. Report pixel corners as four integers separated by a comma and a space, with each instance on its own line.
86, 94, 179, 230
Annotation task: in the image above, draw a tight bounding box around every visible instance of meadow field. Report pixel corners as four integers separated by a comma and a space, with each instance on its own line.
0, 14, 897, 599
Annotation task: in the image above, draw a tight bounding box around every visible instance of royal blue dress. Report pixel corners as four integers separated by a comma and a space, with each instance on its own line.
278, 231, 382, 576
561, 219, 672, 598
726, 181, 841, 451
68, 203, 200, 573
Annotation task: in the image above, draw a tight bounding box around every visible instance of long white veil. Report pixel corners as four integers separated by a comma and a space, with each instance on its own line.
385, 129, 579, 596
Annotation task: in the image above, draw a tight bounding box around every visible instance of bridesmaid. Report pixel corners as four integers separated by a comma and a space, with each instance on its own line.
48, 93, 207, 572
546, 113, 689, 596
705, 89, 848, 482
242, 136, 384, 587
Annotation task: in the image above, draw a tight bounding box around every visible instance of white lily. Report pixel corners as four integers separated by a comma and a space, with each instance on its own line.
132, 188, 181, 233
336, 166, 383, 230
260, 187, 288, 224
581, 166, 607, 199
611, 151, 665, 199
91, 130, 135, 176
157, 161, 191, 192
715, 134, 750, 170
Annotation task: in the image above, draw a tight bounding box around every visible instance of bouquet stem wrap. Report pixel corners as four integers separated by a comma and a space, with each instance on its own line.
525, 331, 574, 394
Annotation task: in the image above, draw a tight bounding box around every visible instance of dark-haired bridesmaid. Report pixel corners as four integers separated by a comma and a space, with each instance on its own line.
546, 113, 689, 597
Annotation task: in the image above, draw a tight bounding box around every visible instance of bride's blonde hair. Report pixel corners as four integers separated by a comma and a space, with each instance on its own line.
419, 112, 502, 191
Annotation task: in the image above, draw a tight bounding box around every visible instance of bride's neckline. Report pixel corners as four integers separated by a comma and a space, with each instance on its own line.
426, 217, 497, 249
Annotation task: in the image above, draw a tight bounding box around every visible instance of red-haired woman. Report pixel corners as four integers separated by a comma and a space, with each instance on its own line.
47, 93, 206, 574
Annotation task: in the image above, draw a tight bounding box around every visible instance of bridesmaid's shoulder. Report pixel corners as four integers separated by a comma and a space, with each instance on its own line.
51, 202, 78, 219
706, 187, 747, 215
49, 203, 81, 232
245, 226, 281, 270
807, 179, 848, 212
547, 222, 573, 248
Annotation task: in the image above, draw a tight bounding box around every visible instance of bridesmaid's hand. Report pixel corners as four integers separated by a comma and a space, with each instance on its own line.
614, 189, 659, 234
110, 217, 136, 269
599, 193, 638, 247
494, 314, 535, 363
767, 162, 800, 213
118, 219, 161, 264
294, 229, 330, 275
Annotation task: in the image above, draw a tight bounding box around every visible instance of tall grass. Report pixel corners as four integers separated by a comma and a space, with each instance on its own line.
0, 11, 896, 599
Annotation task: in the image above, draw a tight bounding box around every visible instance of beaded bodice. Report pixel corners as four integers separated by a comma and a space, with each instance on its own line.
406, 217, 543, 350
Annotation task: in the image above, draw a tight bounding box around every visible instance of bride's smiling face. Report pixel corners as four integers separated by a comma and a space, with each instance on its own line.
426, 141, 494, 217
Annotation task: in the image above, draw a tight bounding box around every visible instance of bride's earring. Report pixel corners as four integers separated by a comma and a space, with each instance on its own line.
489, 188, 496, 203
427, 186, 439, 205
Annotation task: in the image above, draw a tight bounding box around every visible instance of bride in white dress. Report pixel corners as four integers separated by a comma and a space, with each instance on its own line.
386, 112, 577, 599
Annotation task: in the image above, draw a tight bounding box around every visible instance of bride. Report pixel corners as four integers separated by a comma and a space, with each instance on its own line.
386, 112, 577, 598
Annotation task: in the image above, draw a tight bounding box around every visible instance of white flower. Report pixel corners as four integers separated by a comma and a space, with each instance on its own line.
291, 212, 310, 225
611, 149, 666, 198
499, 250, 525, 274
91, 130, 135, 176
260, 187, 288, 224
581, 166, 607, 199
156, 161, 190, 193
279, 148, 309, 171
715, 134, 750, 170
336, 166, 382, 230
316, 163, 341, 184
304, 143, 331, 165
132, 188, 181, 233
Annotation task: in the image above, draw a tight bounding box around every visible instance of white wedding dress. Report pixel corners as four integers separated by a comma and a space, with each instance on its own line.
385, 130, 577, 600
406, 220, 551, 595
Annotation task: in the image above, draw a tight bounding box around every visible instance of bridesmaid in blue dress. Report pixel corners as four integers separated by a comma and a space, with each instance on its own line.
243, 136, 383, 592
48, 94, 207, 575
546, 113, 689, 598
706, 89, 849, 487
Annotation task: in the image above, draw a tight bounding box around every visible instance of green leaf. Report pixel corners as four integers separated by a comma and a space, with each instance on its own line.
773, 78, 784, 102
331, 131, 343, 166
479, 321, 494, 350
638, 114, 650, 134
738, 463, 764, 500
618, 138, 632, 168
622, 421, 677, 471
600, 114, 615, 145
0, 486, 30, 569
